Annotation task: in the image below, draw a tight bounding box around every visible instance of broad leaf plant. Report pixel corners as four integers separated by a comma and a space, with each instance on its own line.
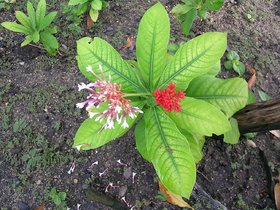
1, 0, 59, 55
74, 3, 248, 198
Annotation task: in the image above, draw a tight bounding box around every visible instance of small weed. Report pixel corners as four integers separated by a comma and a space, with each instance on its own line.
50, 187, 67, 208
13, 118, 28, 133
224, 50, 246, 76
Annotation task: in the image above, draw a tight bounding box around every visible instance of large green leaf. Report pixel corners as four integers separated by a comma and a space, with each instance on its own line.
180, 129, 205, 163
1, 22, 30, 34
136, 3, 170, 90
186, 75, 248, 117
36, 0, 46, 30
15, 11, 33, 31
135, 119, 150, 161
168, 97, 231, 136
27, 1, 36, 30
223, 118, 240, 144
68, 0, 88, 6
144, 107, 196, 198
76, 37, 143, 93
40, 31, 58, 55
73, 102, 142, 150
40, 11, 57, 31
158, 32, 227, 90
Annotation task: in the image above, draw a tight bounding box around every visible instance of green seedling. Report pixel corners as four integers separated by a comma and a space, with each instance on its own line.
1, 0, 59, 55
68, 0, 108, 25
224, 50, 246, 76
50, 187, 67, 207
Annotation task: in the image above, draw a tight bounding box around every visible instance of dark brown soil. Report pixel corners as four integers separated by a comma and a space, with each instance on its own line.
0, 0, 279, 209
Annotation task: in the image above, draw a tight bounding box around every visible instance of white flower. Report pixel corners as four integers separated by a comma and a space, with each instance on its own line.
76, 102, 86, 108
122, 119, 129, 129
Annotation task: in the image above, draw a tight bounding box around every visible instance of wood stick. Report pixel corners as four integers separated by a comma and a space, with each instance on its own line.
234, 99, 280, 133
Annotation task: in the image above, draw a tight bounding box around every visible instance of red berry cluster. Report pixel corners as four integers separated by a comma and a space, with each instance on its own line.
153, 83, 185, 112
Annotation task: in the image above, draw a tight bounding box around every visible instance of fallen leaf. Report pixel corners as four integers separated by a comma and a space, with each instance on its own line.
87, 15, 94, 29
34, 204, 45, 210
275, 174, 280, 210
159, 182, 193, 209
246, 64, 257, 89
122, 35, 134, 50
270, 130, 280, 138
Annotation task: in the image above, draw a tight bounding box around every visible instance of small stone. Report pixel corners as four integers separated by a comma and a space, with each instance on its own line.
36, 180, 42, 185
123, 167, 132, 179
18, 201, 30, 210
19, 62, 25, 66
247, 140, 257, 148
118, 185, 127, 197
74, 179, 78, 184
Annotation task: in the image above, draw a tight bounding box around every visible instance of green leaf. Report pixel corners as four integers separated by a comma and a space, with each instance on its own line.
223, 118, 240, 144
89, 9, 99, 22
144, 107, 196, 198
258, 90, 271, 101
58, 192, 66, 201
232, 60, 245, 76
53, 195, 61, 206
68, 0, 88, 6
180, 130, 205, 163
40, 11, 57, 31
207, 61, 221, 76
21, 34, 33, 46
186, 75, 248, 117
36, 0, 46, 30
76, 37, 143, 93
73, 102, 143, 150
224, 60, 233, 70
247, 89, 256, 105
1, 22, 30, 34
136, 3, 170, 90
15, 11, 33, 31
203, 0, 224, 11
40, 31, 58, 55
168, 97, 231, 136
32, 31, 40, 43
135, 119, 150, 161
76, 2, 88, 15
27, 1, 36, 30
171, 4, 192, 15
91, 0, 102, 10
180, 8, 196, 36
227, 50, 239, 61
158, 32, 227, 90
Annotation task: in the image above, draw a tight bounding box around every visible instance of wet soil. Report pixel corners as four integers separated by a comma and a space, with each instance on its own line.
0, 0, 280, 209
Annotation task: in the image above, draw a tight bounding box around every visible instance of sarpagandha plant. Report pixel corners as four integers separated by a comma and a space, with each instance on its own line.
172, 0, 224, 35
68, 0, 108, 24
74, 3, 248, 198
1, 0, 59, 55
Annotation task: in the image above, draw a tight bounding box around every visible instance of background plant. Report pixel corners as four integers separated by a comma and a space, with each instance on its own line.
68, 0, 108, 25
73, 3, 248, 199
172, 0, 224, 35
50, 187, 67, 207
224, 50, 246, 76
1, 0, 59, 55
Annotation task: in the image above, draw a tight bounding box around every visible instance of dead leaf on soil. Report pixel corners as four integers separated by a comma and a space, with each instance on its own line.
159, 182, 194, 209
275, 174, 280, 210
34, 204, 45, 210
87, 15, 94, 29
122, 35, 134, 50
269, 130, 280, 138
246, 64, 257, 89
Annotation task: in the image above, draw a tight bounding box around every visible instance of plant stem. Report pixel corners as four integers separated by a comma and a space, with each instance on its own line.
124, 93, 151, 97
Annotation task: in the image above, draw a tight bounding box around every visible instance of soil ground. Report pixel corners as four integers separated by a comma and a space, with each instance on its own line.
0, 0, 280, 209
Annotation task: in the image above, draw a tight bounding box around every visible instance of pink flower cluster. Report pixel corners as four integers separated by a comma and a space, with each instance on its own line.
76, 65, 143, 130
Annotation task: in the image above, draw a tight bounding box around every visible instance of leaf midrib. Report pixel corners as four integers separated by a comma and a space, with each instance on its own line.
159, 41, 216, 89
152, 107, 179, 175
86, 45, 141, 90
149, 21, 157, 90
191, 95, 246, 99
